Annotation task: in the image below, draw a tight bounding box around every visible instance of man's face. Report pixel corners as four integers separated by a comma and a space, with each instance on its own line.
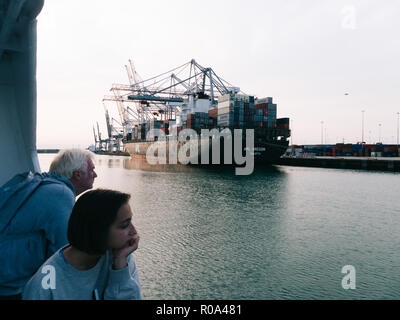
80, 159, 97, 191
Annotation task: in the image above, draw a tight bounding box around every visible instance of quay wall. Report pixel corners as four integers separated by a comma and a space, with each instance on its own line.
277, 157, 400, 172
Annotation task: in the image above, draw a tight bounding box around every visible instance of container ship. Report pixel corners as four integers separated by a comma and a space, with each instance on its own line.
103, 59, 291, 167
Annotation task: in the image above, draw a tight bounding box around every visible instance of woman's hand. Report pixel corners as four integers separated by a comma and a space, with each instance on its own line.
112, 234, 140, 270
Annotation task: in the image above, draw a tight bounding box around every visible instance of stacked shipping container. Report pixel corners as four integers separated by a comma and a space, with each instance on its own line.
160, 120, 169, 135
301, 143, 400, 157
182, 112, 209, 134
253, 97, 276, 128
208, 108, 218, 128
217, 94, 255, 128
124, 94, 291, 144
277, 118, 289, 129
138, 125, 146, 140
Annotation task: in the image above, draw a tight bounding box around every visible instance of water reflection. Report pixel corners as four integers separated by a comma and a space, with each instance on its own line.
121, 155, 287, 176
123, 156, 199, 173
95, 157, 123, 169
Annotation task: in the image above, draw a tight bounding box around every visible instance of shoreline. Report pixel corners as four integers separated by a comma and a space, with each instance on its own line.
277, 156, 400, 172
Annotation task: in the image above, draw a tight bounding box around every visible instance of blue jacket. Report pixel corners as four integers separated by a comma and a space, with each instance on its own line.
0, 171, 75, 296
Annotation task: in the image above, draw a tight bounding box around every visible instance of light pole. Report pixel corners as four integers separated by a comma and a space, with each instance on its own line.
291, 119, 294, 146
325, 127, 327, 144
397, 112, 399, 147
362, 110, 365, 143
321, 121, 324, 145
378, 123, 382, 143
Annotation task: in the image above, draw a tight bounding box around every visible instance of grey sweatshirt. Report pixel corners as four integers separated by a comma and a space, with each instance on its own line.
22, 245, 142, 300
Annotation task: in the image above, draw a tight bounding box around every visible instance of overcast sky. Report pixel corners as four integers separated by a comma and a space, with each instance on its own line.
36, 0, 400, 148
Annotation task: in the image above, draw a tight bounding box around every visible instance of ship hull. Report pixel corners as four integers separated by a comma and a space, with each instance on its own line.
123, 137, 288, 167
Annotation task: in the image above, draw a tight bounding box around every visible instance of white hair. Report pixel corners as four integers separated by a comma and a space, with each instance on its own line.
49, 149, 95, 179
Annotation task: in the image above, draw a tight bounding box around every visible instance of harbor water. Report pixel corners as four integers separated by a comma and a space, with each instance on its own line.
39, 154, 400, 299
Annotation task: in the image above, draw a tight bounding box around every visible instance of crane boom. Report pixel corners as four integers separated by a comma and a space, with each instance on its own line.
93, 125, 97, 144
96, 121, 101, 142
102, 58, 244, 141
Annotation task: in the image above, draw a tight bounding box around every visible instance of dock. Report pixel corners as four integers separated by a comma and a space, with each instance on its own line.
94, 150, 130, 157
277, 156, 400, 172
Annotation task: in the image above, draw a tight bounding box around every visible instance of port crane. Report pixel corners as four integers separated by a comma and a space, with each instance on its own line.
94, 121, 109, 151
92, 126, 99, 151
103, 59, 242, 136
92, 103, 125, 153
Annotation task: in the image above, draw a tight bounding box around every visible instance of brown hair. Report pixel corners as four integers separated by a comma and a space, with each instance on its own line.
67, 189, 131, 255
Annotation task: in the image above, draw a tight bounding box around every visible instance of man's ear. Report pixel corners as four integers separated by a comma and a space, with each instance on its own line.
72, 170, 81, 181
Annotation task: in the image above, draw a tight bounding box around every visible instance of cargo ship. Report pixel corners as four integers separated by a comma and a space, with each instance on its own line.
105, 60, 291, 168
122, 94, 290, 166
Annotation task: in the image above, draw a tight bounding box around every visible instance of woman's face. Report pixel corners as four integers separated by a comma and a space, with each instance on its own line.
107, 202, 137, 249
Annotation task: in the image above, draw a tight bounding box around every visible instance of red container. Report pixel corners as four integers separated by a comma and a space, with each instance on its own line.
208, 108, 218, 119
277, 124, 289, 129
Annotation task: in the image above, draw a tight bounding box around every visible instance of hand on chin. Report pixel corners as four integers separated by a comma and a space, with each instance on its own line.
112, 234, 140, 259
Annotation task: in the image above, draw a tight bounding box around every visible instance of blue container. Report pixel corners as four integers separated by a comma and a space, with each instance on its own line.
352, 144, 362, 152
277, 118, 289, 125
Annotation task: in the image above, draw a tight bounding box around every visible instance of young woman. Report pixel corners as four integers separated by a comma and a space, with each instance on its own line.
22, 189, 142, 300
